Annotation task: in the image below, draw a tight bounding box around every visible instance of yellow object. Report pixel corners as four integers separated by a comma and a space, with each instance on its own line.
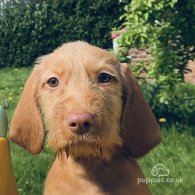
159, 118, 166, 123
0, 138, 18, 195
0, 106, 18, 195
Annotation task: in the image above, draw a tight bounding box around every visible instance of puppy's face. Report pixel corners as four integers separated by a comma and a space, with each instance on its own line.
36, 42, 123, 159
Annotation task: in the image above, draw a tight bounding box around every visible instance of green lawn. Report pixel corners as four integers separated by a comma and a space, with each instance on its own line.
0, 67, 195, 195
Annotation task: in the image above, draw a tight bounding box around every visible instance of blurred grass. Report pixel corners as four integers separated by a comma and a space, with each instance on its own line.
140, 127, 195, 195
0, 67, 31, 120
0, 67, 195, 195
10, 144, 54, 195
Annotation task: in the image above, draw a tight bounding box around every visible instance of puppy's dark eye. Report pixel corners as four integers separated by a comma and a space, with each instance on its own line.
47, 77, 59, 87
98, 73, 112, 83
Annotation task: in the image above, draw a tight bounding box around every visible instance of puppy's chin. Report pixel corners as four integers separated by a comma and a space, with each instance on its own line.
48, 130, 122, 161
65, 142, 110, 160
64, 141, 123, 161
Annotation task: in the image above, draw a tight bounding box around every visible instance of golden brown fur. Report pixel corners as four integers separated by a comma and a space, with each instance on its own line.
9, 41, 161, 195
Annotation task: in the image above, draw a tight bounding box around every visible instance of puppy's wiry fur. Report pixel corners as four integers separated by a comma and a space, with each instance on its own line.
9, 41, 161, 195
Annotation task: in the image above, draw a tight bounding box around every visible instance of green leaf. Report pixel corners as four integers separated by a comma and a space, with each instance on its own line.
144, 12, 149, 21
169, 0, 178, 8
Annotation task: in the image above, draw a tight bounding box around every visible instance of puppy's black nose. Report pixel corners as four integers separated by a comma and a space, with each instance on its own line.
67, 112, 94, 134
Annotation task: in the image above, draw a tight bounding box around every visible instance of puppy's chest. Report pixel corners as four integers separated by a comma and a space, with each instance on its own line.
59, 175, 108, 195
45, 158, 134, 195
46, 167, 121, 194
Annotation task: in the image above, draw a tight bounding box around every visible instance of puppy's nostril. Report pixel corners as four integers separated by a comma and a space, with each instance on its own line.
83, 122, 90, 128
70, 122, 77, 127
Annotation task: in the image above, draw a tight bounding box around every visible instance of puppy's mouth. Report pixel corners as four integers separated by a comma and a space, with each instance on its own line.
47, 123, 122, 160
63, 132, 106, 158
63, 130, 122, 161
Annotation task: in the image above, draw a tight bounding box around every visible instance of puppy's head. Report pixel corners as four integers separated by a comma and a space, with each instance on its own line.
9, 41, 161, 160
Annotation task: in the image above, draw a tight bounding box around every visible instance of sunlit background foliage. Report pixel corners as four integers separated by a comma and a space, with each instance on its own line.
118, 0, 195, 124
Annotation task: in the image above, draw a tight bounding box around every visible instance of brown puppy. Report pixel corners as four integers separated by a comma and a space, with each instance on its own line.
9, 41, 161, 195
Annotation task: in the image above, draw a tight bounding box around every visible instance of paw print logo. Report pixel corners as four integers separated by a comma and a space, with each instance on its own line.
151, 164, 169, 177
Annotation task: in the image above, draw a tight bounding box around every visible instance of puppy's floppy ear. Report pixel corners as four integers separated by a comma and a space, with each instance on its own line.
120, 63, 161, 158
9, 68, 44, 154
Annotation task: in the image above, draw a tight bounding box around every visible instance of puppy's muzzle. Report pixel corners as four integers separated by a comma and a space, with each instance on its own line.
66, 112, 95, 135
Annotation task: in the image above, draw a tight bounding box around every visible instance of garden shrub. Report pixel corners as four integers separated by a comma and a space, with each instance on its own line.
0, 0, 127, 67
171, 83, 195, 125
118, 0, 195, 124
141, 82, 195, 125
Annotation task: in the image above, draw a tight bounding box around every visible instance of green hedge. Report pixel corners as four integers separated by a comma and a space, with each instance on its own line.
141, 82, 195, 125
0, 0, 127, 67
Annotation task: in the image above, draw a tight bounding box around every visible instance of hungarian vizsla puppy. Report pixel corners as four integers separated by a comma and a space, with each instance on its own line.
9, 41, 161, 195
